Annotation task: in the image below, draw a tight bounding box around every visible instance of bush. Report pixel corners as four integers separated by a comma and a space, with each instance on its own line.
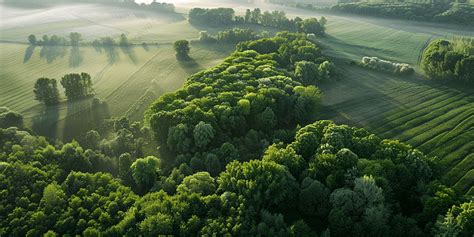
361, 56, 414, 75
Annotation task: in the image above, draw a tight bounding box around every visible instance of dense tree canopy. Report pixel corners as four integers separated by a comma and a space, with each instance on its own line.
1, 30, 468, 236
421, 38, 473, 83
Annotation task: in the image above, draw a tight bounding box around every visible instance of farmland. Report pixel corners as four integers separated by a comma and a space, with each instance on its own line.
319, 65, 474, 195
0, 3, 234, 140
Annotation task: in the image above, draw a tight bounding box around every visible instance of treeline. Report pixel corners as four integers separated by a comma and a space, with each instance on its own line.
361, 56, 415, 75
5, 0, 176, 13
189, 8, 327, 36
421, 38, 474, 83
34, 72, 95, 105
198, 28, 266, 44
330, 2, 474, 24
28, 32, 134, 47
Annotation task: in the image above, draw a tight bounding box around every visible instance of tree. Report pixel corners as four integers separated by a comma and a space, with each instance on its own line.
0, 107, 23, 128
34, 78, 60, 105
173, 40, 190, 59
130, 156, 161, 193
434, 201, 474, 237
28, 35, 37, 45
298, 177, 330, 217
60, 73, 94, 100
193, 121, 214, 149
69, 32, 82, 47
176, 171, 216, 195
295, 61, 319, 85
299, 18, 324, 36
85, 130, 100, 149
119, 33, 130, 47
218, 160, 298, 208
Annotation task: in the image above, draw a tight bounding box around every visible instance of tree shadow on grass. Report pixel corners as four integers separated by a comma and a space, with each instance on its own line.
62, 98, 110, 141
121, 45, 138, 64
176, 55, 205, 74
23, 45, 36, 63
39, 45, 67, 64
31, 104, 59, 139
69, 46, 84, 67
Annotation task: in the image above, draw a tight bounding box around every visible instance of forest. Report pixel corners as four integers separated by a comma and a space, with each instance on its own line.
0, 1, 473, 236
1, 32, 473, 236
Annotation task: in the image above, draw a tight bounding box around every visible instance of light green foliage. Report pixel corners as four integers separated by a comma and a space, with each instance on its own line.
177, 171, 216, 195
130, 156, 161, 193
434, 201, 474, 237
422, 39, 473, 83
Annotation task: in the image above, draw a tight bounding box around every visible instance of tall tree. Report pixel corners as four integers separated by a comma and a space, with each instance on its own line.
34, 78, 60, 105
60, 73, 94, 100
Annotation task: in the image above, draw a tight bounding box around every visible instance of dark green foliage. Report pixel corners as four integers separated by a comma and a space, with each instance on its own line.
34, 77, 60, 105
0, 107, 24, 129
147, 33, 326, 174
331, 2, 474, 24
190, 8, 326, 35
421, 39, 473, 83
28, 34, 37, 45
60, 72, 94, 100
189, 8, 235, 26
173, 40, 190, 58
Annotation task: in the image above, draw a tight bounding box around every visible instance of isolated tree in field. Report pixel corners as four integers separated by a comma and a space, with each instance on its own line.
173, 40, 190, 59
28, 35, 37, 45
69, 32, 82, 46
34, 78, 60, 105
60, 73, 94, 100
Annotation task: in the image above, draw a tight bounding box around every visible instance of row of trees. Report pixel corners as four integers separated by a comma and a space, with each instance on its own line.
189, 8, 327, 36
198, 28, 264, 44
29, 32, 134, 48
330, 2, 474, 24
33, 72, 94, 105
28, 32, 81, 46
361, 56, 415, 75
421, 38, 474, 83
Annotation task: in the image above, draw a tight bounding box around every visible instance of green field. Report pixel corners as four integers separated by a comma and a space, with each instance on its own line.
0, 42, 231, 140
318, 65, 474, 195
0, 3, 236, 140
